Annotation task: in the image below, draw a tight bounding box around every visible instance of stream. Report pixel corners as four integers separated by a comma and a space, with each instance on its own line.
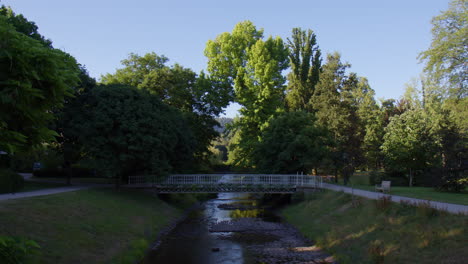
142, 193, 334, 264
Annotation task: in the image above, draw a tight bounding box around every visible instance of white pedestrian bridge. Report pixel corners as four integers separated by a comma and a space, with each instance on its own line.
127, 174, 323, 193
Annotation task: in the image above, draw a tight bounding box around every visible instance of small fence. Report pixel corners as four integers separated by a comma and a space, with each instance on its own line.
127, 174, 323, 193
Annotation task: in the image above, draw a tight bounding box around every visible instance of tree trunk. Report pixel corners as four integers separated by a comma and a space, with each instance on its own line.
409, 168, 413, 187
115, 175, 121, 190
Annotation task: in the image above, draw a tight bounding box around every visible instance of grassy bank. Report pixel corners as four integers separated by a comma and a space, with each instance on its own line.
0, 188, 184, 263
344, 185, 468, 205
282, 191, 468, 264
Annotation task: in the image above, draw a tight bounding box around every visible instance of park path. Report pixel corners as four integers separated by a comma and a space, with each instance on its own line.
0, 173, 111, 202
0, 185, 92, 201
322, 183, 468, 214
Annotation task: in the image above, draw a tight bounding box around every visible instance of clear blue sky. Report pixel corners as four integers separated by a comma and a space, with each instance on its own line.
3, 0, 449, 117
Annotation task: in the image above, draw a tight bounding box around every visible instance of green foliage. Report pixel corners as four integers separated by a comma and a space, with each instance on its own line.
32, 167, 94, 178
0, 169, 24, 194
0, 236, 41, 264
71, 84, 196, 182
382, 109, 440, 185
0, 14, 79, 153
285, 28, 322, 111
418, 0, 467, 98
53, 67, 97, 171
206, 21, 289, 167
101, 53, 229, 166
310, 53, 367, 181
0, 6, 51, 47
254, 111, 331, 173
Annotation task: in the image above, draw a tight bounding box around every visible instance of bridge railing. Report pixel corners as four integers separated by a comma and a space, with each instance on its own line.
128, 174, 323, 188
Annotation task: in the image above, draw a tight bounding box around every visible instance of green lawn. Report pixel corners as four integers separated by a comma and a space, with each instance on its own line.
328, 171, 468, 205
335, 183, 468, 205
282, 191, 468, 264
0, 188, 182, 263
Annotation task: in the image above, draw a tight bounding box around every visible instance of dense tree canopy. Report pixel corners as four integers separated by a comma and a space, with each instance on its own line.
0, 15, 79, 153
254, 112, 330, 174
381, 109, 440, 186
1, 4, 465, 192
285, 28, 322, 111
102, 52, 230, 164
0, 6, 52, 47
205, 21, 289, 167
418, 0, 467, 98
72, 84, 195, 185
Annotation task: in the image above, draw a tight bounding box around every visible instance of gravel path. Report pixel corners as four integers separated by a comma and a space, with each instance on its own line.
322, 183, 468, 214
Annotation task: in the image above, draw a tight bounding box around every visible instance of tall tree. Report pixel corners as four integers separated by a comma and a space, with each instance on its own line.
0, 15, 79, 153
253, 111, 331, 174
0, 6, 52, 47
310, 53, 363, 183
285, 28, 322, 111
73, 84, 195, 187
352, 78, 384, 169
418, 0, 467, 98
205, 21, 289, 167
102, 53, 230, 165
54, 67, 97, 184
382, 109, 440, 186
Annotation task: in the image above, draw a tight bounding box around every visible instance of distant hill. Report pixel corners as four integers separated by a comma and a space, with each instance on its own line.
214, 117, 233, 133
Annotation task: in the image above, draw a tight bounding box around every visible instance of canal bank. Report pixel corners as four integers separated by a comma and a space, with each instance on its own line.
0, 188, 202, 264
281, 190, 468, 264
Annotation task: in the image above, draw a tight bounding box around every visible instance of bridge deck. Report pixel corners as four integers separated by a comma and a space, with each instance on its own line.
126, 174, 323, 193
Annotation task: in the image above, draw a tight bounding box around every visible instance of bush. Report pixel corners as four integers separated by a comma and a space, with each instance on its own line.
369, 171, 408, 186
32, 167, 95, 178
433, 168, 467, 192
0, 236, 41, 264
369, 171, 385, 185
0, 169, 24, 194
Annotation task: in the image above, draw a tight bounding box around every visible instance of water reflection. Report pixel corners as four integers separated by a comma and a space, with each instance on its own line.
230, 209, 264, 218
143, 193, 254, 264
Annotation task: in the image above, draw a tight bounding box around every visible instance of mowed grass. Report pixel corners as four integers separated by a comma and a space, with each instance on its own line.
282, 191, 468, 264
331, 172, 468, 205
0, 188, 182, 263
349, 185, 468, 205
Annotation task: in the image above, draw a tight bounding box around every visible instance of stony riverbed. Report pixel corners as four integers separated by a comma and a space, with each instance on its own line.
211, 218, 335, 264
143, 193, 335, 264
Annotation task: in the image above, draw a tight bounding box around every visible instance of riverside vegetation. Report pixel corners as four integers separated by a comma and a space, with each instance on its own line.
0, 189, 210, 264
282, 191, 468, 264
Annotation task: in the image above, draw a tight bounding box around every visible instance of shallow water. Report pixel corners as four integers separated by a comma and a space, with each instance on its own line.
142, 193, 332, 264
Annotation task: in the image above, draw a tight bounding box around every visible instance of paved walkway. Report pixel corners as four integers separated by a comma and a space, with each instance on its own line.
0, 186, 91, 201
0, 173, 110, 202
322, 183, 468, 214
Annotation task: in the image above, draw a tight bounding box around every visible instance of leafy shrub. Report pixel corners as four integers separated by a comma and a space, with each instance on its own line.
33, 167, 95, 178
369, 171, 384, 185
369, 171, 408, 186
0, 169, 24, 194
0, 236, 41, 264
434, 168, 467, 192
